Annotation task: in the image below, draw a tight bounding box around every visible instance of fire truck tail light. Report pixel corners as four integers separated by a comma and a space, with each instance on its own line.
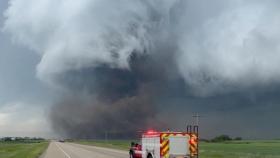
146, 130, 157, 135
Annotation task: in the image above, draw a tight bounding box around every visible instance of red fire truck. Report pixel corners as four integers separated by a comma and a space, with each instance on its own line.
129, 125, 199, 158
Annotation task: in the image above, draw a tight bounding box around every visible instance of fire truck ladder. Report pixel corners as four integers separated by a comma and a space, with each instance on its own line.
187, 125, 199, 158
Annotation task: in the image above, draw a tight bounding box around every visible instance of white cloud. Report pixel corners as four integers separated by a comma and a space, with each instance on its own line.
3, 0, 280, 97
177, 1, 280, 95
3, 0, 151, 86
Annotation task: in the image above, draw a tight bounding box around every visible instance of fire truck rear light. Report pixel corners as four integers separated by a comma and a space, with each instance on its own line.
146, 130, 157, 135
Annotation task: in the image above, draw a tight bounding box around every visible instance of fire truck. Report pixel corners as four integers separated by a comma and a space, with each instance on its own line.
129, 125, 199, 158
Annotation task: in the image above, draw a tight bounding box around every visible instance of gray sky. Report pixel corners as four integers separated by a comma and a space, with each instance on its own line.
1, 0, 280, 139
0, 1, 53, 137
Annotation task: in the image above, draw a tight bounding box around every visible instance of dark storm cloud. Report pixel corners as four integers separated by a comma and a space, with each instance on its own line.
3, 0, 280, 138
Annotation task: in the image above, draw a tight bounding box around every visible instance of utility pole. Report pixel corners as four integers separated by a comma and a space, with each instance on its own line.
192, 114, 201, 158
193, 114, 201, 126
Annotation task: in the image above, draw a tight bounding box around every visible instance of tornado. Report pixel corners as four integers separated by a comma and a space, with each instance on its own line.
4, 0, 280, 139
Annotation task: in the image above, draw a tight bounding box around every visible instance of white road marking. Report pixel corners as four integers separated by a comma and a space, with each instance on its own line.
55, 142, 71, 158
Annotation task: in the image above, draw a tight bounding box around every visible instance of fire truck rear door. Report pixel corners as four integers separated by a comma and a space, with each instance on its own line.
169, 135, 190, 156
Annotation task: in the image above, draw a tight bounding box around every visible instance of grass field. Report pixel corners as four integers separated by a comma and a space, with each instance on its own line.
74, 140, 280, 158
200, 140, 280, 158
0, 141, 49, 158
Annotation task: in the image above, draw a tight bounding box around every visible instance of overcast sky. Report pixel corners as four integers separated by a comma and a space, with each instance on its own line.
0, 1, 53, 137
1, 0, 280, 139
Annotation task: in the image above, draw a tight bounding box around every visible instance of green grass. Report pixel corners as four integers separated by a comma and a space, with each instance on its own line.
200, 140, 280, 158
0, 141, 49, 158
73, 140, 280, 158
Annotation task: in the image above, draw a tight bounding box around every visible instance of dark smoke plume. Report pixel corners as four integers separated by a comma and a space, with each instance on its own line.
49, 52, 181, 138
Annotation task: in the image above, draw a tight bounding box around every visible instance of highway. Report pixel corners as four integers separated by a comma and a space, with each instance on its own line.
42, 142, 128, 158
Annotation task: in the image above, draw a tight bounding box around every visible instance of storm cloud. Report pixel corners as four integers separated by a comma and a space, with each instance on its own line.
3, 0, 280, 138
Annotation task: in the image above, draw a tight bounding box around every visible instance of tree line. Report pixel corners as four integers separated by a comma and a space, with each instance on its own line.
0, 137, 45, 143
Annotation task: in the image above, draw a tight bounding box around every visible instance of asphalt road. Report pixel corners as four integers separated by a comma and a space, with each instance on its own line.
42, 142, 128, 158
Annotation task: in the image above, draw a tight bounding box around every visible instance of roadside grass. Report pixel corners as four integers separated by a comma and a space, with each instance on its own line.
73, 140, 280, 158
0, 141, 49, 158
73, 140, 132, 150
200, 140, 280, 158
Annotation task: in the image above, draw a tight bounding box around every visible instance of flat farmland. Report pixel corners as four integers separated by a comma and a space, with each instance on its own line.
0, 141, 49, 158
200, 140, 280, 158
